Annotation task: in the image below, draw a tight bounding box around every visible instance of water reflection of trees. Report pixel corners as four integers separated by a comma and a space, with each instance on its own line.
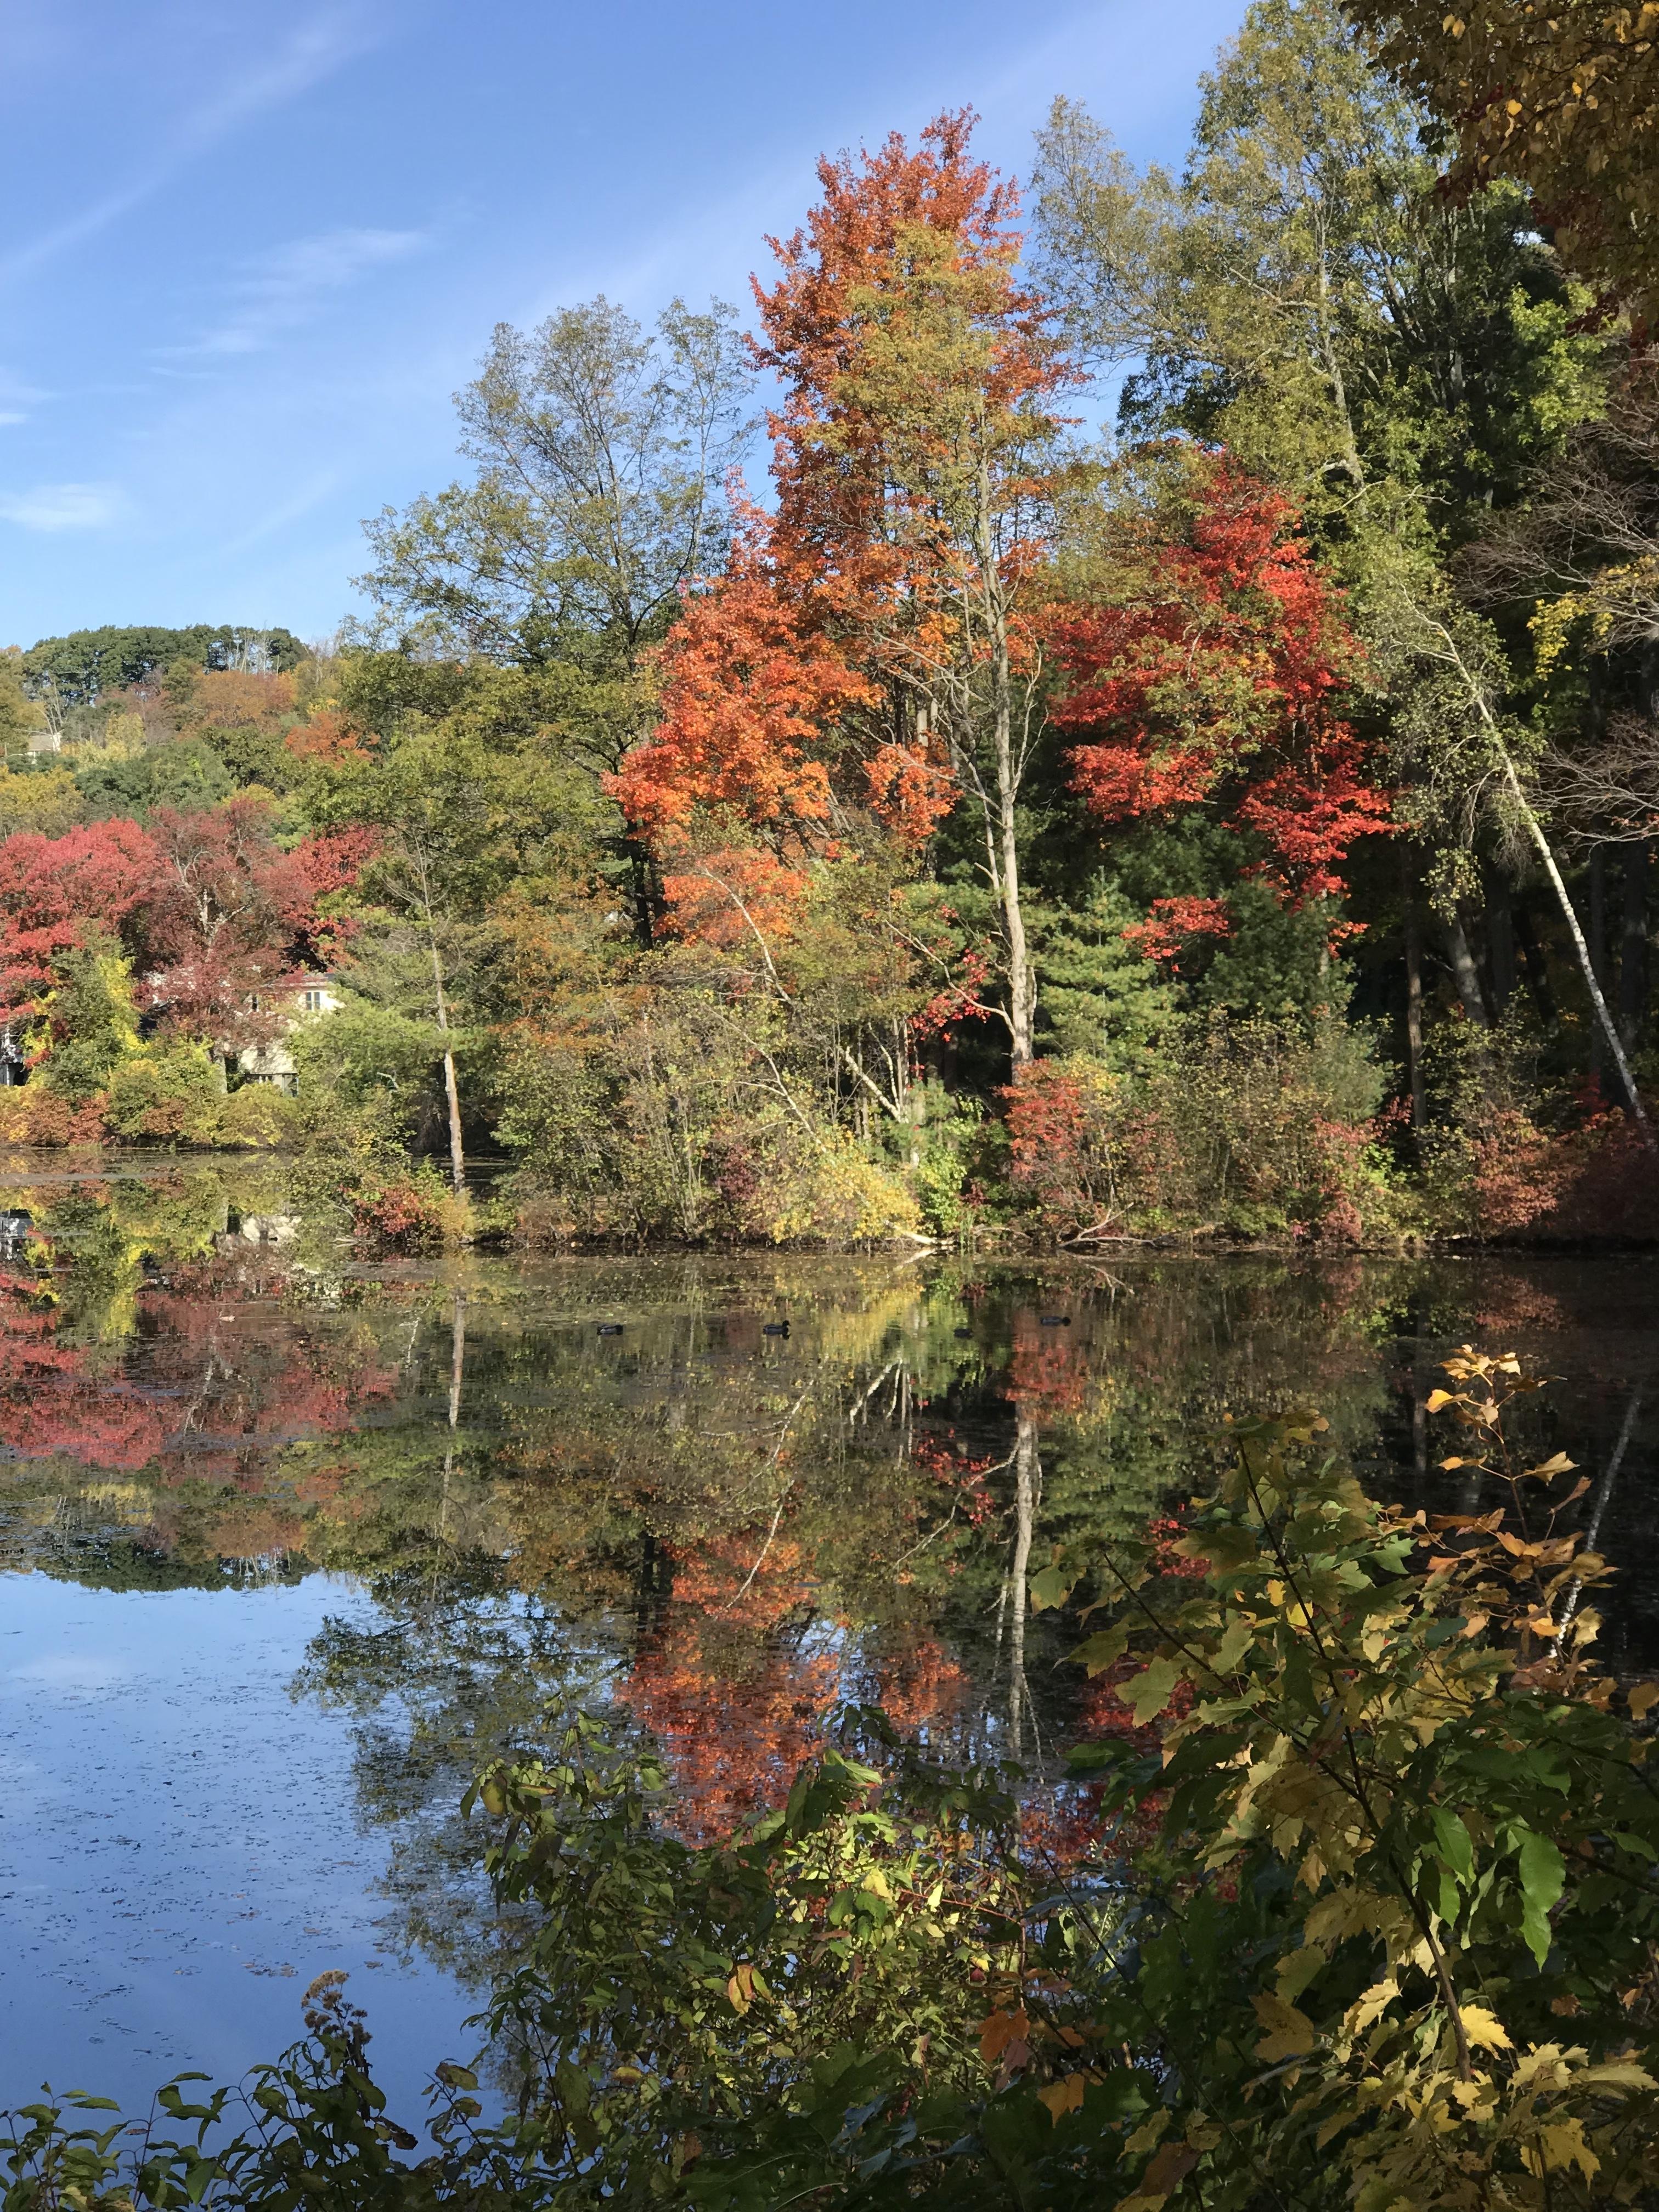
12, 1177, 1659, 1991
283, 1257, 1418, 1980
0, 1165, 396, 1578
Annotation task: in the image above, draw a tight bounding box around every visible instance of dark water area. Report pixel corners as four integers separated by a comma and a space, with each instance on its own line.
3, 1154, 1658, 2125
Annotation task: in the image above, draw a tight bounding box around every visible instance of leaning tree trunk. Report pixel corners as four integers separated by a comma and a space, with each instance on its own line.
1420, 602, 1656, 1153
1497, 749, 1656, 1152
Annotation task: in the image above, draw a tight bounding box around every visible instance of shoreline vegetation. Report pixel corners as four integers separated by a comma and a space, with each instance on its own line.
5, 5, 1659, 1268
9, 1350, 1659, 2209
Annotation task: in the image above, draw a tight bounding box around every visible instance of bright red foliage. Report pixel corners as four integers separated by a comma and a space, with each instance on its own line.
1122, 894, 1236, 970
1002, 1060, 1122, 1237
143, 798, 314, 1050
0, 800, 330, 1054
0, 820, 161, 1023
1049, 464, 1390, 904
294, 825, 381, 899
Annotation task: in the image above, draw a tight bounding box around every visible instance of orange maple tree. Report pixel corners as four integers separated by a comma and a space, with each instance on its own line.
612, 112, 1073, 1061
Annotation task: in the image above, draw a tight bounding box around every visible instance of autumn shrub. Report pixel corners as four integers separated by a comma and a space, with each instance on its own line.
0, 1082, 104, 1146
1460, 1102, 1659, 1242
1007, 1017, 1400, 1244
101, 1043, 224, 1145
1413, 1009, 1659, 1243
343, 1160, 465, 1250
1004, 1055, 1127, 1237
217, 1081, 302, 1149
759, 1128, 921, 1245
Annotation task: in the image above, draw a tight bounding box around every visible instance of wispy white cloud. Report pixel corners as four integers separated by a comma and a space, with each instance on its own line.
216, 470, 346, 555
0, 482, 124, 531
177, 227, 431, 360
0, 7, 388, 290
0, 369, 49, 427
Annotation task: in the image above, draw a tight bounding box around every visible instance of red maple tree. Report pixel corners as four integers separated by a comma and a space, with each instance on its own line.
0, 820, 161, 1026
1048, 462, 1390, 913
142, 798, 314, 1054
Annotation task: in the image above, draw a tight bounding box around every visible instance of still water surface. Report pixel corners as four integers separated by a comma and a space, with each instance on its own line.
2, 1157, 1657, 2122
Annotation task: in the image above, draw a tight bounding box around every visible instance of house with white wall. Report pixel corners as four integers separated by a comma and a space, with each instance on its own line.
238, 971, 342, 1092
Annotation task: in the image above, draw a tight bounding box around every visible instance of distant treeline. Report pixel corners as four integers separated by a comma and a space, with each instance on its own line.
18, 624, 309, 705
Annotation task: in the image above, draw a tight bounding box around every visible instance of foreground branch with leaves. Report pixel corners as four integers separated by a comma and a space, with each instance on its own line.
8, 1352, 1659, 2208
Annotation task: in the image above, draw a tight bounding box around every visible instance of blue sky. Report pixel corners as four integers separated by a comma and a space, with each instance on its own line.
0, 0, 1250, 650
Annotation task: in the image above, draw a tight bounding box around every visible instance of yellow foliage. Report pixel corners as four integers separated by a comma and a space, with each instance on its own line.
764, 1134, 922, 1246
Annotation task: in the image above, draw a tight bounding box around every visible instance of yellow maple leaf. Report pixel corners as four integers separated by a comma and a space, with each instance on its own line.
1037, 2073, 1086, 2124
1459, 2004, 1513, 2052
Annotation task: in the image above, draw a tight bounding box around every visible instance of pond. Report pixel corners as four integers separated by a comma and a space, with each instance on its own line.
3, 1155, 1658, 2127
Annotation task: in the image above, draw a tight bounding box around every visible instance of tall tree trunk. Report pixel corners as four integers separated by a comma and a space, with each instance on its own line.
978, 472, 1034, 1068
995, 710, 1034, 1068
1007, 1412, 1040, 1754
1402, 853, 1427, 1133
1445, 912, 1489, 1028
427, 935, 466, 1197
1621, 841, 1648, 1049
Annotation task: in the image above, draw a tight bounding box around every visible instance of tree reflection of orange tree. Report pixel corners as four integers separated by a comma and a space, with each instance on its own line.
490, 1295, 996, 1829
625, 1532, 839, 1843
484, 1259, 1415, 1826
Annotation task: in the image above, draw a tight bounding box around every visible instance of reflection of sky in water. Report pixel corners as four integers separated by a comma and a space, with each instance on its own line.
0, 1575, 479, 2123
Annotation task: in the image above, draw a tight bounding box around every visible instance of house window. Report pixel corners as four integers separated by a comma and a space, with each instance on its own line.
302, 989, 325, 1012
